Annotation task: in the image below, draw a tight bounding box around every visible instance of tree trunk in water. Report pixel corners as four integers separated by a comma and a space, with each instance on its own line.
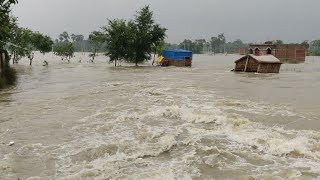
13, 53, 15, 64
30, 59, 32, 66
152, 53, 156, 66
92, 46, 97, 62
115, 59, 117, 67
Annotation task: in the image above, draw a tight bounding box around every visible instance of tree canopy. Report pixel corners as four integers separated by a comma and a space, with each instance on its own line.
103, 6, 166, 66
88, 31, 105, 62
53, 42, 74, 62
0, 0, 18, 49
6, 16, 53, 65
210, 33, 226, 53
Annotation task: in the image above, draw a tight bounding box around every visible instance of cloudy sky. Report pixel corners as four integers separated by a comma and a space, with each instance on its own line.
12, 0, 320, 43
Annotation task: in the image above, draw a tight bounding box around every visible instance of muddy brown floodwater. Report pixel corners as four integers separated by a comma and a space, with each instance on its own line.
0, 53, 320, 179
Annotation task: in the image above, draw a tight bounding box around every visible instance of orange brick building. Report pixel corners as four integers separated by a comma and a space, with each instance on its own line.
248, 44, 306, 62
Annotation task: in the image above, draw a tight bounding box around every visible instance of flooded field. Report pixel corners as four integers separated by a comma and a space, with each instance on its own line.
1, 53, 320, 179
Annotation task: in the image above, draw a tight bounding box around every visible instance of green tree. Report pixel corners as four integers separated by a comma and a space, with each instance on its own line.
88, 31, 105, 62
0, 0, 18, 49
194, 39, 206, 54
0, 0, 18, 88
210, 33, 226, 54
310, 40, 320, 56
8, 20, 33, 64
274, 40, 284, 45
129, 6, 166, 66
53, 42, 74, 63
29, 32, 53, 65
59, 31, 70, 42
103, 19, 132, 66
7, 17, 53, 66
151, 24, 166, 63
74, 34, 85, 52
151, 39, 165, 65
102, 6, 166, 66
301, 40, 309, 50
225, 39, 246, 54
179, 39, 193, 51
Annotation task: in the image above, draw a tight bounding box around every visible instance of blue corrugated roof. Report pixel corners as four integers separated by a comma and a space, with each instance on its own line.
163, 49, 192, 53
162, 49, 193, 61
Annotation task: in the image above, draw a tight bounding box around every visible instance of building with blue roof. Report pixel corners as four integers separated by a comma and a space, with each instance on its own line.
162, 49, 193, 67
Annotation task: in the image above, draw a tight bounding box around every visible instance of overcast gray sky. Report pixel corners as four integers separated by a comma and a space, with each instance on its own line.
12, 0, 320, 43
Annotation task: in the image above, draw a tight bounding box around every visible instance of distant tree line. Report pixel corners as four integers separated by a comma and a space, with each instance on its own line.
164, 34, 320, 56
308, 40, 320, 56
54, 32, 106, 53
164, 33, 247, 54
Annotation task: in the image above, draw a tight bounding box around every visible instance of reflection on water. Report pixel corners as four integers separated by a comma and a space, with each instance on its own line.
0, 53, 320, 179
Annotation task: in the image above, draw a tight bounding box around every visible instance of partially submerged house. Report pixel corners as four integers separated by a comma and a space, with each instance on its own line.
248, 43, 306, 62
162, 49, 193, 67
234, 54, 282, 73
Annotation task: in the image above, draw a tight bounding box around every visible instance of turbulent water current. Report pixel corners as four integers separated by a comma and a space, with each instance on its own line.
0, 53, 320, 179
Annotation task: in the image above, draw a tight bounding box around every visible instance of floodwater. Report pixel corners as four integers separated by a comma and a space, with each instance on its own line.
0, 53, 320, 179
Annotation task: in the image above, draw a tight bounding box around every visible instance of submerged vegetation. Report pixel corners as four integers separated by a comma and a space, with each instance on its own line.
53, 42, 74, 63
1, 0, 53, 89
52, 6, 166, 66
88, 31, 105, 62
0, 50, 16, 88
8, 19, 53, 65
0, 0, 18, 89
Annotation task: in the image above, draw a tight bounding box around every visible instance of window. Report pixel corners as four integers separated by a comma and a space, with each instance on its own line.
254, 48, 260, 56
266, 48, 272, 55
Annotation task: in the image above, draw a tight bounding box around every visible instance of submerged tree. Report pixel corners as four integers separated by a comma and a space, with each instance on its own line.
30, 32, 53, 65
88, 31, 105, 62
53, 42, 74, 63
129, 6, 166, 66
7, 17, 53, 66
0, 0, 18, 88
103, 6, 166, 66
152, 39, 165, 65
210, 33, 226, 54
59, 31, 70, 43
8, 20, 33, 64
103, 19, 132, 66
0, 0, 18, 49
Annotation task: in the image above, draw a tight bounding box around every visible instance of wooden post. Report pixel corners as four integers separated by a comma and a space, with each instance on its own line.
244, 55, 249, 72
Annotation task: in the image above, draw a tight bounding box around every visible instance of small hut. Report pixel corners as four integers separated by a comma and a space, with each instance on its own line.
234, 54, 282, 73
162, 49, 193, 67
